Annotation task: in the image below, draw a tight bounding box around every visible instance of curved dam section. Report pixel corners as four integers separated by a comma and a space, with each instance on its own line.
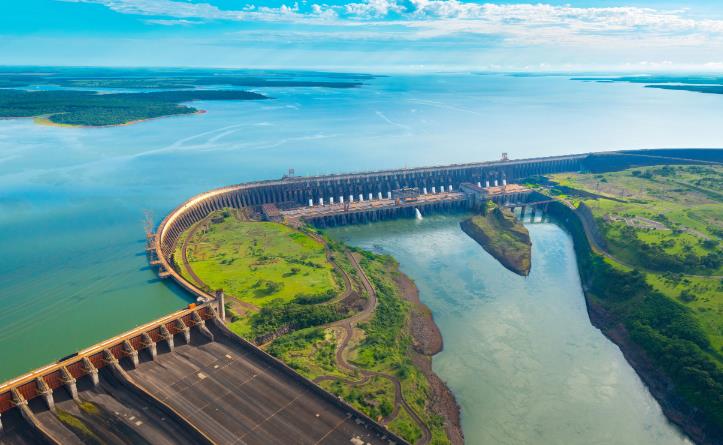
152, 149, 712, 294
153, 153, 594, 286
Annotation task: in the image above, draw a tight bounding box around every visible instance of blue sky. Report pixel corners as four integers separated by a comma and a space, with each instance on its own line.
3, 0, 723, 71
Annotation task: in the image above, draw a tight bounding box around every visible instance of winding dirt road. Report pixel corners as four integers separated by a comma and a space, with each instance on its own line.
314, 250, 432, 445
181, 224, 432, 444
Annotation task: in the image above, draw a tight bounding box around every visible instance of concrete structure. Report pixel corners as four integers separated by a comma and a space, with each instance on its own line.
4, 148, 715, 444
149, 149, 718, 305
0, 304, 407, 445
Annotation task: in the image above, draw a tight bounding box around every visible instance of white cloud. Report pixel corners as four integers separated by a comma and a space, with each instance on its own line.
58, 0, 723, 48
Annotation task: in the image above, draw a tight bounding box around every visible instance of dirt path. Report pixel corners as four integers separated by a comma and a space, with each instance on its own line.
314, 250, 432, 445
182, 225, 432, 443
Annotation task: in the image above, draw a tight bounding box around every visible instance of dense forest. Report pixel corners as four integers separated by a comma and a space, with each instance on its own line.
0, 89, 267, 126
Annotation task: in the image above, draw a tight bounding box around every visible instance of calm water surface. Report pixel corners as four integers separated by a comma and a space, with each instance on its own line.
328, 215, 692, 445
0, 72, 719, 441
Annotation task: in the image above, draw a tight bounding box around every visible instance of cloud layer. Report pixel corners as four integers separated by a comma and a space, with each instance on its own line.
47, 1, 723, 70
59, 0, 723, 46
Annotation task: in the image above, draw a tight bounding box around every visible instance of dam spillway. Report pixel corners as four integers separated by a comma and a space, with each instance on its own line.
2, 148, 717, 445
0, 303, 407, 445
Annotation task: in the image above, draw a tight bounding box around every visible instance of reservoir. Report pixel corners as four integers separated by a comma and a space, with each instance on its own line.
328, 214, 692, 444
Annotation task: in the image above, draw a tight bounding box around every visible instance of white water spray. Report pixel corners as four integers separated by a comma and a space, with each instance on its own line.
415, 208, 423, 220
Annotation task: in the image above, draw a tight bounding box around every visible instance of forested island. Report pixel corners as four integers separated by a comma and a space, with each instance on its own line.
540, 165, 723, 445
0, 67, 368, 126
573, 75, 723, 95
0, 89, 268, 126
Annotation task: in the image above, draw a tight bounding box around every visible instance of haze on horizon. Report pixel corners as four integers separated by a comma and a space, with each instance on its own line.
3, 0, 723, 72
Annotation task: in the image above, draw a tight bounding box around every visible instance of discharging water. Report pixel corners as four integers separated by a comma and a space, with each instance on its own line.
328, 214, 692, 445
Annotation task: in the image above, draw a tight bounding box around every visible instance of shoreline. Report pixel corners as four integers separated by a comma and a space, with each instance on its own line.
30, 109, 207, 129
551, 201, 722, 445
394, 268, 465, 445
584, 293, 718, 445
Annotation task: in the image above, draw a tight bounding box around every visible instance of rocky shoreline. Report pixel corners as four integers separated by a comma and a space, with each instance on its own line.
460, 207, 532, 276
394, 270, 465, 445
585, 296, 720, 445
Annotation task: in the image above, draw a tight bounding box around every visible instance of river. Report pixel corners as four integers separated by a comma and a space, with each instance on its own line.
0, 71, 719, 442
328, 214, 692, 445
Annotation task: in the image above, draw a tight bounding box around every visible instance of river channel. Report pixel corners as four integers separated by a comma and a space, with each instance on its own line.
328, 214, 692, 445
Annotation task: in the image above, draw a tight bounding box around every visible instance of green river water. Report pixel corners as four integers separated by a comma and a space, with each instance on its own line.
328, 213, 692, 445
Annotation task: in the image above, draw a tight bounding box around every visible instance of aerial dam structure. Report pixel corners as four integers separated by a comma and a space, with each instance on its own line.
1, 148, 718, 445
0, 302, 406, 445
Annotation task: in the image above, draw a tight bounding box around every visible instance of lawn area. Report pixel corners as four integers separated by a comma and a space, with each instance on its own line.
176, 211, 339, 307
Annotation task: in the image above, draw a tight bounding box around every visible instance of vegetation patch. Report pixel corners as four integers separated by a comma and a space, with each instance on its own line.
460, 202, 532, 275
56, 409, 103, 445
0, 89, 266, 126
177, 212, 339, 308
545, 165, 723, 437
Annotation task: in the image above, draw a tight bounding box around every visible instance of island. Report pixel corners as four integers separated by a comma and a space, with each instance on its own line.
174, 210, 463, 445
573, 75, 723, 96
0, 68, 371, 127
0, 89, 269, 127
460, 203, 532, 276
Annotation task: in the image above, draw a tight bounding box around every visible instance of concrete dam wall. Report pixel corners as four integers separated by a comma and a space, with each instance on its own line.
151, 149, 723, 304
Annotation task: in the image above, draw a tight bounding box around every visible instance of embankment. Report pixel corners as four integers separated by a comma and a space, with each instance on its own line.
546, 199, 722, 445
394, 269, 464, 445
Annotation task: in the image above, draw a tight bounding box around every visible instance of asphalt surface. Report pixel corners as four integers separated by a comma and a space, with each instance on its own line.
126, 325, 395, 445
17, 360, 212, 445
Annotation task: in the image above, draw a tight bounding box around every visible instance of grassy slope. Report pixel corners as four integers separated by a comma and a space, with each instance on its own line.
550, 165, 722, 351
180, 215, 338, 306
547, 165, 723, 436
175, 213, 340, 338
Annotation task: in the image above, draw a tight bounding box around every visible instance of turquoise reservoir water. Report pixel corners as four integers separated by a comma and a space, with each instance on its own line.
328, 214, 692, 445
0, 72, 720, 441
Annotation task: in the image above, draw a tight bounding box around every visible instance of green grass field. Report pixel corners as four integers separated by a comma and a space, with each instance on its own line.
549, 165, 723, 352
177, 213, 339, 307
